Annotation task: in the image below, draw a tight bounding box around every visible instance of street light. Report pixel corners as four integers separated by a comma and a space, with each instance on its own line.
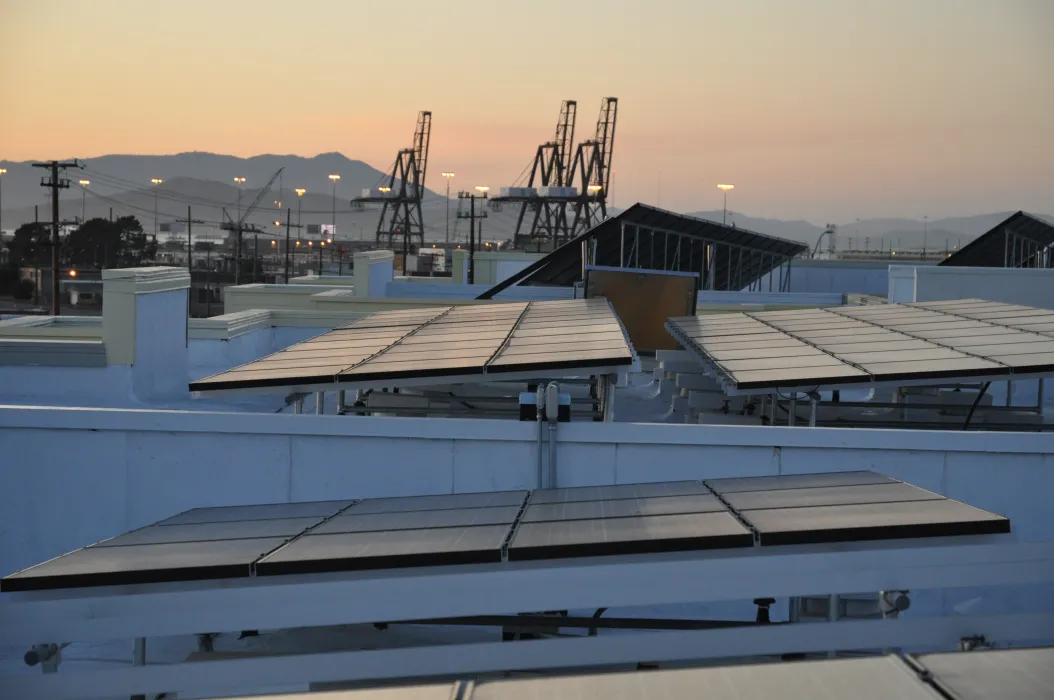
328, 174, 340, 238
441, 172, 455, 243
588, 184, 603, 199
232, 177, 246, 283
295, 188, 306, 243
150, 178, 163, 240
78, 180, 90, 223
0, 168, 6, 236
717, 184, 734, 225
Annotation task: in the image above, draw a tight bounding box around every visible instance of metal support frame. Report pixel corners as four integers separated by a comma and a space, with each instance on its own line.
3, 538, 1052, 700
316, 392, 324, 415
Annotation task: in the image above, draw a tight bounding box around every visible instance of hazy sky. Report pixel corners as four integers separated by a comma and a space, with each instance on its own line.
2, 0, 1052, 221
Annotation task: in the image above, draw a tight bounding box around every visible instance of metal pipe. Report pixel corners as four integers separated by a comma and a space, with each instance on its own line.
536, 386, 546, 489
769, 394, 777, 424
337, 390, 346, 414
546, 382, 559, 488
603, 375, 616, 422
316, 392, 325, 415
1006, 380, 1014, 407
809, 397, 817, 427
1038, 379, 1046, 415
293, 398, 303, 415
788, 397, 796, 426
788, 597, 800, 623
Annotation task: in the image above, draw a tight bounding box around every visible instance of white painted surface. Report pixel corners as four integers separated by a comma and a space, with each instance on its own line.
130, 289, 189, 400
697, 290, 844, 307
755, 260, 891, 295
889, 265, 1054, 309
384, 281, 573, 300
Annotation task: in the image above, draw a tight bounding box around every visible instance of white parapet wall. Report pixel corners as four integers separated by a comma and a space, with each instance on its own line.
1, 404, 1052, 622
753, 259, 893, 296
889, 264, 1054, 308
353, 249, 395, 297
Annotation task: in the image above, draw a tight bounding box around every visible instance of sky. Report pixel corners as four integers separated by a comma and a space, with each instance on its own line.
1, 0, 1052, 222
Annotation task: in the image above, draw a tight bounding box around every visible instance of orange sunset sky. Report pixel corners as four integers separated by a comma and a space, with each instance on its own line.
1, 0, 1051, 220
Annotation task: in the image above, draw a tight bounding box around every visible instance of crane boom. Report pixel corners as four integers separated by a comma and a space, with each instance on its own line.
239, 167, 284, 226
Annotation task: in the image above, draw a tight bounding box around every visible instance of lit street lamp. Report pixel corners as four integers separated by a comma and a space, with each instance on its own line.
0, 168, 8, 236
295, 188, 306, 244
78, 180, 90, 223
328, 174, 340, 238
150, 178, 163, 240
717, 184, 735, 225
442, 172, 455, 243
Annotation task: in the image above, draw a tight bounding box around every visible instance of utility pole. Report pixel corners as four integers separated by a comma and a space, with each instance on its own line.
33, 159, 79, 316
277, 207, 303, 283
441, 172, 455, 242
177, 206, 205, 274
457, 189, 488, 284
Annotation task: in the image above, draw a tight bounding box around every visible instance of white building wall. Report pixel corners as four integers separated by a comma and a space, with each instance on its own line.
888, 265, 1054, 309
754, 260, 891, 296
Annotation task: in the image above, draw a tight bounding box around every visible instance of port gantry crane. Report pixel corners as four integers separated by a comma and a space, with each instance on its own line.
567, 97, 618, 239
354, 111, 432, 260
493, 98, 617, 250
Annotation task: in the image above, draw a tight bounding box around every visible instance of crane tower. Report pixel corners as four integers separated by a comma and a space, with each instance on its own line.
355, 111, 432, 257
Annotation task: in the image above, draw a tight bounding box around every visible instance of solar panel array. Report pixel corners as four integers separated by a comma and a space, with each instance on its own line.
1, 472, 1009, 592
190, 299, 634, 392
205, 646, 1054, 700
666, 299, 1054, 391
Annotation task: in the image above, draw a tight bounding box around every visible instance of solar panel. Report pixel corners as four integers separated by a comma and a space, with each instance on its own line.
190, 299, 634, 393
1, 538, 290, 592
255, 525, 511, 575
722, 482, 944, 512
915, 647, 1054, 700
0, 473, 1012, 593
743, 500, 1009, 546
468, 656, 937, 700
507, 512, 753, 561
348, 490, 528, 514
705, 471, 894, 493
313, 506, 522, 535
667, 300, 1054, 392
520, 495, 727, 523
528, 481, 709, 504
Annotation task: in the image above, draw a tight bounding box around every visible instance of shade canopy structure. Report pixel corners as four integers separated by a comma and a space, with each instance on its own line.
189, 299, 636, 395
1, 471, 1008, 592
478, 204, 808, 299
940, 211, 1054, 268
666, 299, 1054, 394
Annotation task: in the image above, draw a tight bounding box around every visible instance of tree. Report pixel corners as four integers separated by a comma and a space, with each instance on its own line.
7, 223, 50, 267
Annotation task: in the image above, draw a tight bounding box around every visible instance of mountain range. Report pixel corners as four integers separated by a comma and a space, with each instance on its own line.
1, 152, 1050, 250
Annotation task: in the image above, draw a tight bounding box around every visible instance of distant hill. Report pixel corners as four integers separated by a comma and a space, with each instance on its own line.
1, 152, 1051, 248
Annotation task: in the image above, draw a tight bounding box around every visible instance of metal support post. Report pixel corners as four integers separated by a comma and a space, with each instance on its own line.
338, 390, 347, 414
546, 382, 559, 489
132, 637, 147, 700
293, 397, 303, 415
788, 597, 800, 623
788, 397, 796, 426
827, 595, 839, 658
316, 392, 325, 415
1006, 381, 1014, 407
603, 374, 616, 422
536, 385, 546, 489
770, 393, 777, 424
1038, 379, 1045, 415
809, 397, 817, 427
